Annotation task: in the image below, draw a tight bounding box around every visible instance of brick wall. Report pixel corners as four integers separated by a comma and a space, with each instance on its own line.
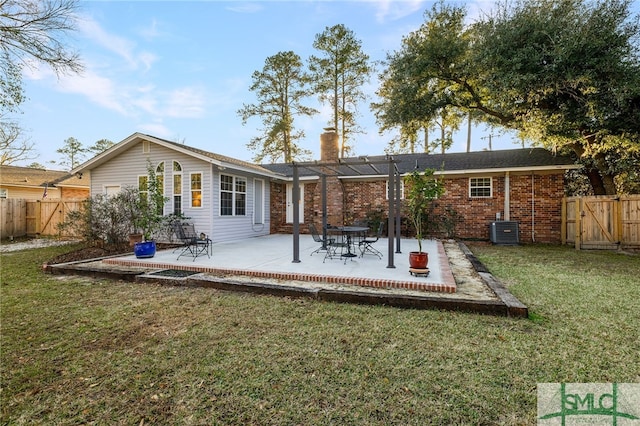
269, 172, 566, 243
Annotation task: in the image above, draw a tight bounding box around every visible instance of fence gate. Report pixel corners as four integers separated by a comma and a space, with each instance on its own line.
16, 200, 82, 238
563, 195, 640, 250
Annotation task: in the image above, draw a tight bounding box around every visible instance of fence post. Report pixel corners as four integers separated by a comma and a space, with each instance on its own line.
561, 198, 567, 245
614, 196, 622, 245
575, 197, 582, 250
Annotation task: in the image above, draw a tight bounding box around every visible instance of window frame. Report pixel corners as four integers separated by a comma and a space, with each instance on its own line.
219, 173, 247, 216
190, 172, 203, 208
469, 177, 493, 198
385, 179, 405, 200
172, 161, 182, 215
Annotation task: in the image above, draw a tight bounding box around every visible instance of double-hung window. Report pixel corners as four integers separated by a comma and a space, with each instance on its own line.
173, 161, 182, 215
220, 174, 246, 216
469, 177, 492, 198
385, 180, 405, 200
191, 173, 202, 207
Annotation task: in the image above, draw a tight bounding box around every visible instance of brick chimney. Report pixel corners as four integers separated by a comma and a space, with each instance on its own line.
317, 128, 344, 226
320, 128, 339, 162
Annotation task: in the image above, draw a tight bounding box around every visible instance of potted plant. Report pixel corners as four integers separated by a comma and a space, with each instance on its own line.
404, 168, 444, 270
133, 163, 168, 258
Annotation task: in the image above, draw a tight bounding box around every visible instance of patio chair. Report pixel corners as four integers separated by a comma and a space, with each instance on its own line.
359, 222, 383, 259
323, 228, 351, 264
309, 223, 334, 256
171, 221, 211, 261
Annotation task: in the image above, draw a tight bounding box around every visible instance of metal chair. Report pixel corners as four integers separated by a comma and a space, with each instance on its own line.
309, 223, 334, 256
171, 221, 211, 261
323, 227, 350, 264
359, 222, 383, 258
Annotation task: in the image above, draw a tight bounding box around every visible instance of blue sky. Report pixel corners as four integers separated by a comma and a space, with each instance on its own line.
21, 0, 526, 169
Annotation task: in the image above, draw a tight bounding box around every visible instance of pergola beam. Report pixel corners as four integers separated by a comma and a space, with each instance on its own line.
291, 157, 400, 267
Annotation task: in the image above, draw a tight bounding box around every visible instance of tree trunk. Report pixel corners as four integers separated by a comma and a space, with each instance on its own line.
585, 168, 607, 195
570, 142, 617, 195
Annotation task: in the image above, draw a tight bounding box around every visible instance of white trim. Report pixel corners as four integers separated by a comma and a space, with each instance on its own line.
385, 180, 405, 200
219, 173, 247, 216
286, 183, 304, 224
104, 185, 120, 196
504, 171, 510, 220
172, 161, 183, 215
71, 133, 283, 179
469, 177, 493, 198
190, 171, 203, 209
253, 178, 265, 224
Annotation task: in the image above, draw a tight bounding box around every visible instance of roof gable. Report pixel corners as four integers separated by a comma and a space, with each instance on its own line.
71, 133, 283, 178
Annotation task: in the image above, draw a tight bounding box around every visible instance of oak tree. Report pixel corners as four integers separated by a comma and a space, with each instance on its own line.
374, 0, 640, 194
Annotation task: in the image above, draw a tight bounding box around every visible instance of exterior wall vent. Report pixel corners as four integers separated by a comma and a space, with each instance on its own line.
490, 221, 519, 245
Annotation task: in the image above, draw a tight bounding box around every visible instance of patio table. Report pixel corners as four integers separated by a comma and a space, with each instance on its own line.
336, 226, 369, 258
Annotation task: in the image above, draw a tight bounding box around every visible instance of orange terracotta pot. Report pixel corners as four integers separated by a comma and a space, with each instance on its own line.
409, 251, 429, 269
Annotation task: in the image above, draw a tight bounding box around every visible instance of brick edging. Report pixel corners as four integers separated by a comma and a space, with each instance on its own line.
103, 254, 457, 293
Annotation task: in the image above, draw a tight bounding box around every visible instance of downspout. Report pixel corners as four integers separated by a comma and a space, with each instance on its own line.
531, 173, 535, 243
504, 171, 510, 221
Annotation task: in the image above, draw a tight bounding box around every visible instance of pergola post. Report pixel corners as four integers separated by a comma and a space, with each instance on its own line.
395, 167, 402, 253
387, 157, 396, 268
321, 174, 328, 248
292, 163, 300, 263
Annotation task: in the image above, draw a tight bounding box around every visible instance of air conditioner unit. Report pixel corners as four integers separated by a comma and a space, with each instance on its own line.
490, 221, 519, 245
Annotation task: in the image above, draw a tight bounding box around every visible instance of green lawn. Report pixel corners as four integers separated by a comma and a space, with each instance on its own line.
1, 243, 638, 425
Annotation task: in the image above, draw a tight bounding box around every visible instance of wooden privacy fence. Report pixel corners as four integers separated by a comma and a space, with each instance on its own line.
1, 199, 85, 239
562, 195, 640, 250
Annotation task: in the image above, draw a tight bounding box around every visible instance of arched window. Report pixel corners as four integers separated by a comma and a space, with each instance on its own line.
173, 161, 183, 215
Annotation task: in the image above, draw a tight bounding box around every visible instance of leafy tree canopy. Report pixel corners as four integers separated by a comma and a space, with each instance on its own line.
88, 138, 115, 156
375, 0, 640, 194
56, 136, 87, 170
238, 51, 316, 163
309, 24, 373, 158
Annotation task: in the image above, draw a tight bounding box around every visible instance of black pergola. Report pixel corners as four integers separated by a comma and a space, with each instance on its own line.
290, 156, 402, 268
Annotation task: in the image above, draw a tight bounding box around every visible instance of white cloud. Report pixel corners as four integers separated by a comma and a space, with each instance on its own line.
372, 0, 426, 23
138, 18, 161, 41
164, 87, 206, 118
76, 15, 158, 71
226, 3, 263, 13
138, 121, 172, 138
54, 69, 129, 116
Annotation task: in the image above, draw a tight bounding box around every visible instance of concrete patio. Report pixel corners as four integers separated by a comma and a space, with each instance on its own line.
106, 235, 456, 293
46, 234, 528, 317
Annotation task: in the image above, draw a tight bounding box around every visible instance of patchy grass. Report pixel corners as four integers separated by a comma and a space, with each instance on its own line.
1, 243, 639, 425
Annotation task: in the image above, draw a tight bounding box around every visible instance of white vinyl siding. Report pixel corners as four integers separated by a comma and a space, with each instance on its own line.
87, 139, 270, 243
